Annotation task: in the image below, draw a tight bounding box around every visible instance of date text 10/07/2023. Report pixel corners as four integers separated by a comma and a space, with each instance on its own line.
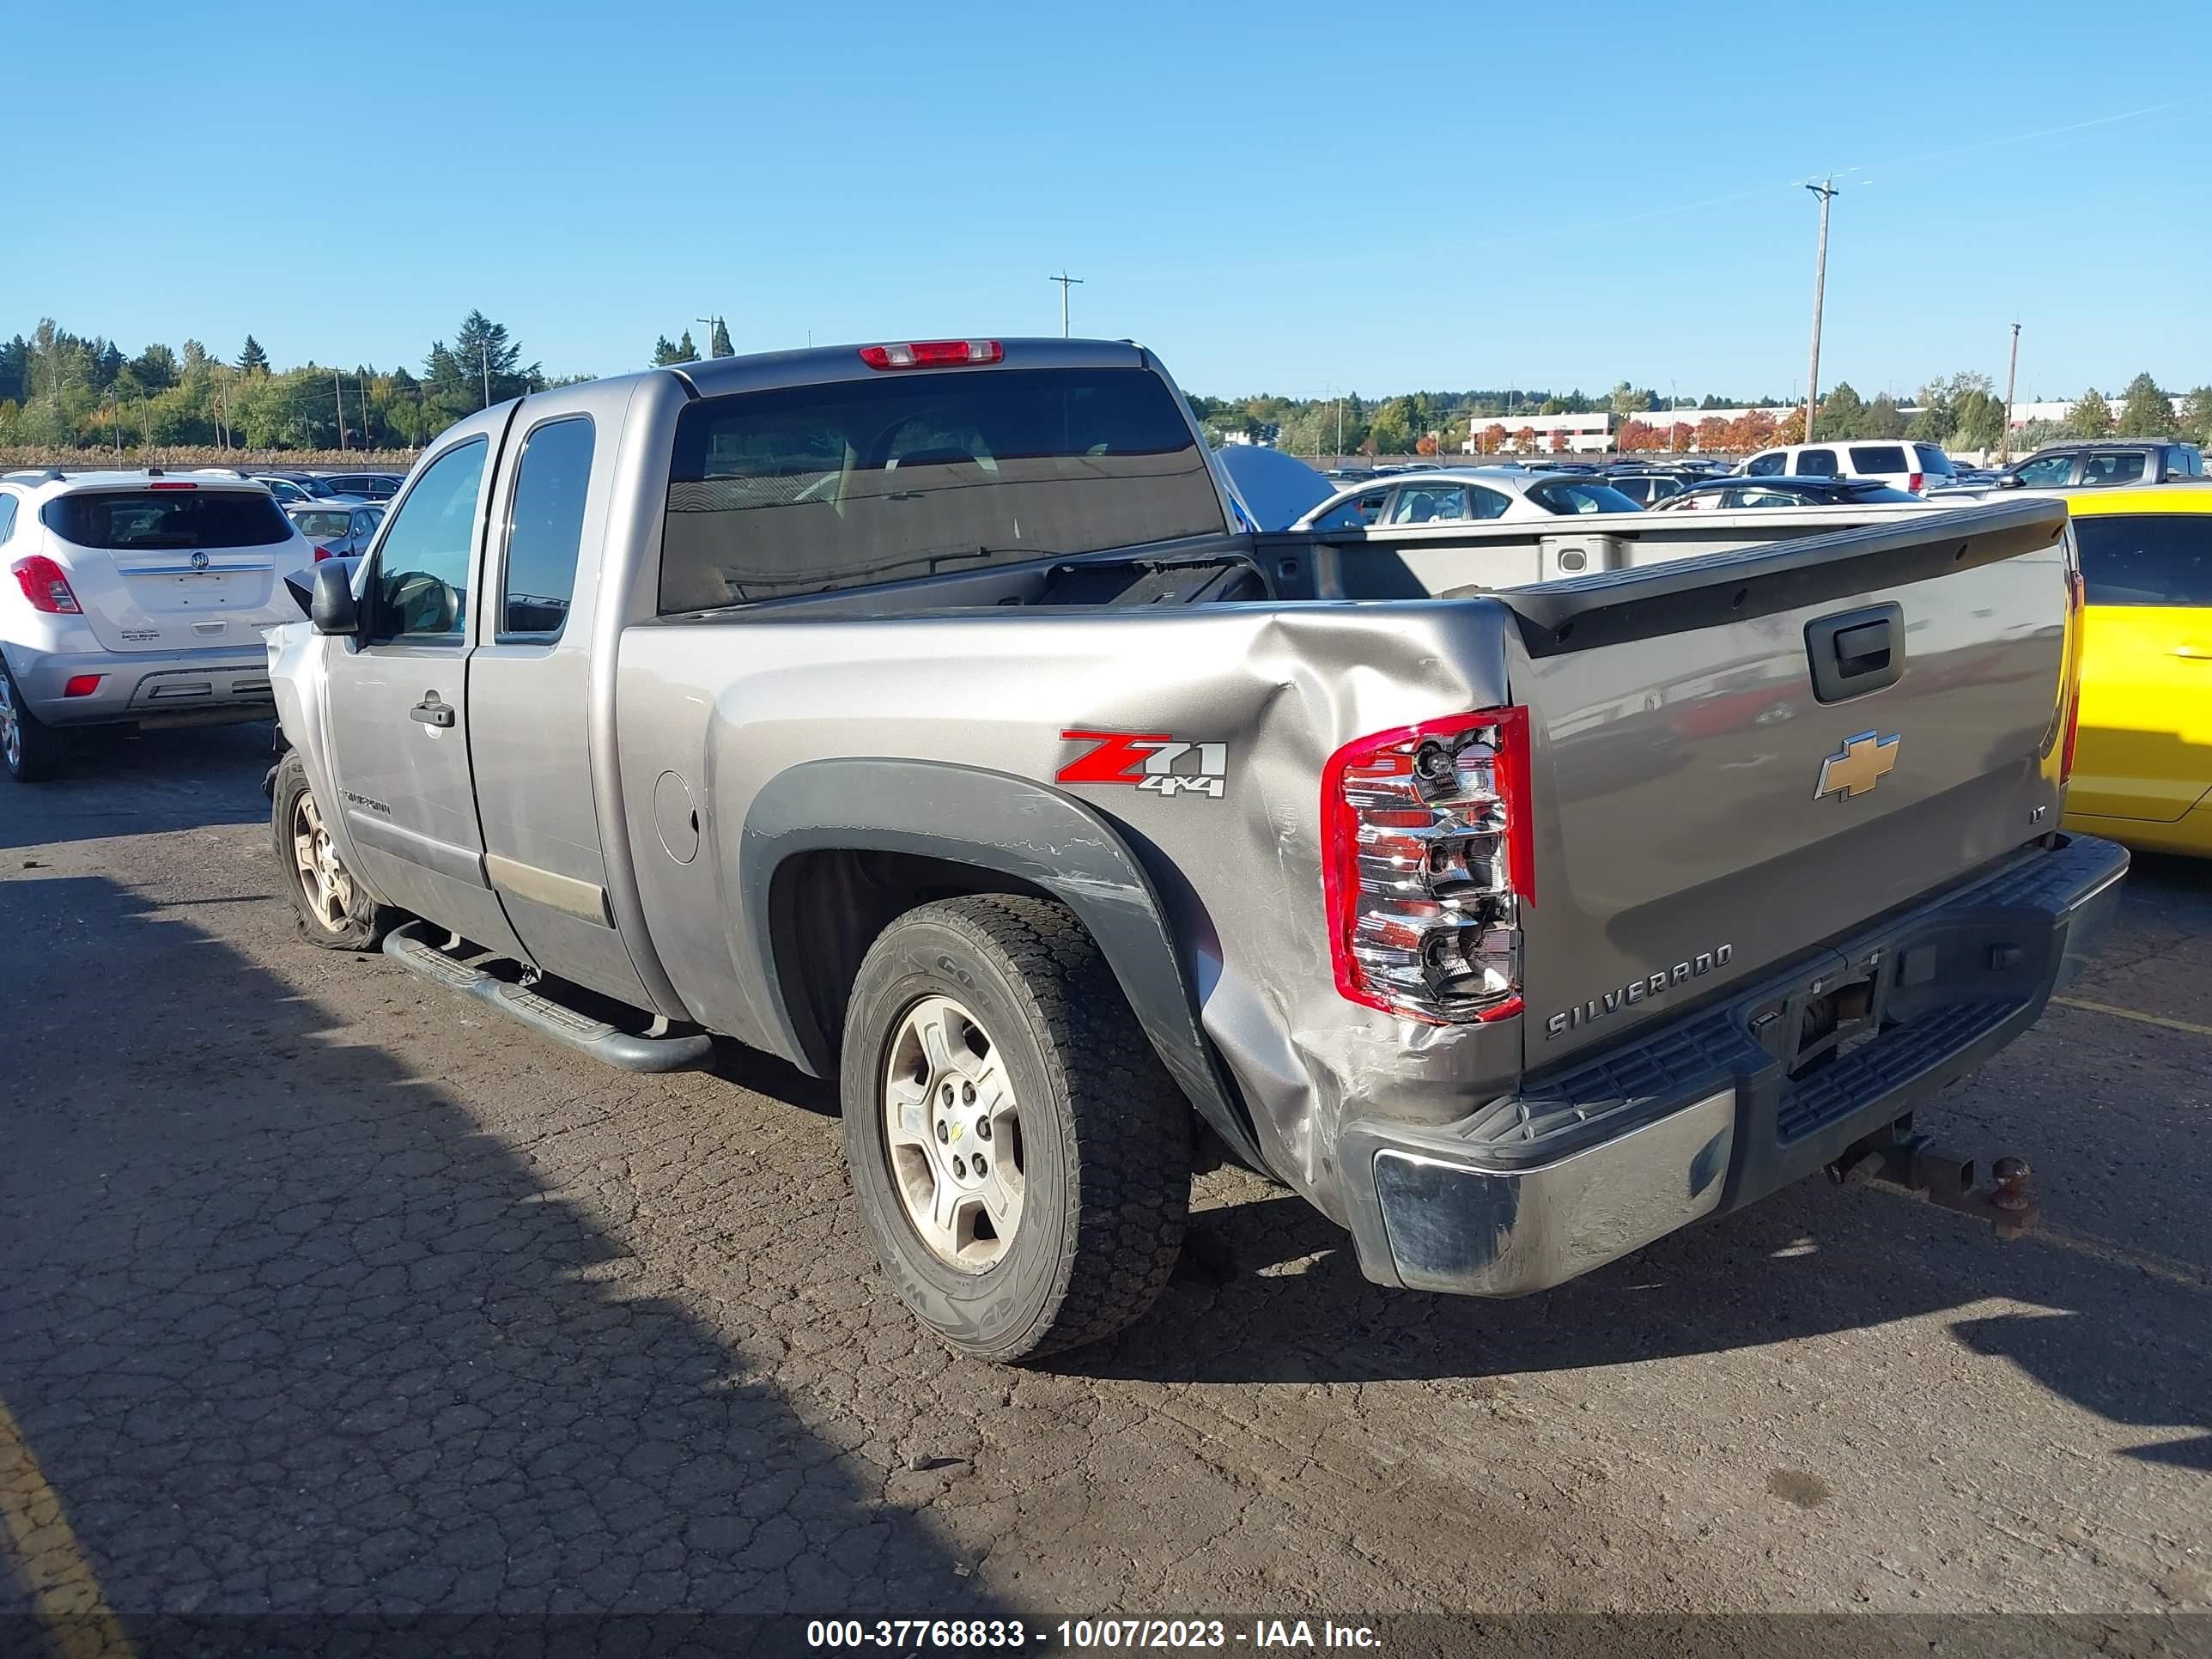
805, 1619, 1382, 1650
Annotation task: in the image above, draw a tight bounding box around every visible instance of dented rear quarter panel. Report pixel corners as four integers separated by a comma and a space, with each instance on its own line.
616, 599, 1522, 1223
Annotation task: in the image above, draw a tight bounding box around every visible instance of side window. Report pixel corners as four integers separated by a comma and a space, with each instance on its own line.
1310, 491, 1385, 530
1388, 485, 1467, 525
1796, 447, 1839, 477
2073, 515, 2212, 606
351, 509, 379, 540
1744, 450, 1785, 476
372, 438, 487, 641
1469, 487, 1510, 520
500, 416, 594, 640
2015, 454, 2074, 486
2081, 452, 2145, 486
0, 494, 17, 544
1848, 445, 1907, 474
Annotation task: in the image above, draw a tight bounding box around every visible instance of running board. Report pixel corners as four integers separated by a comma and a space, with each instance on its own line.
382, 921, 714, 1074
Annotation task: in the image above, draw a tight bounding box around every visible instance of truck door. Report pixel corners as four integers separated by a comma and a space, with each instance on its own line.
464, 388, 656, 1008
324, 420, 526, 957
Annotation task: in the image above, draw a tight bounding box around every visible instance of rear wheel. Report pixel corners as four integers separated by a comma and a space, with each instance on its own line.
0, 658, 65, 783
270, 750, 398, 950
841, 893, 1192, 1363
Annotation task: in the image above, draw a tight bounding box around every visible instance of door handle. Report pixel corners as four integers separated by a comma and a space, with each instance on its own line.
2172, 646, 2212, 660
410, 694, 455, 728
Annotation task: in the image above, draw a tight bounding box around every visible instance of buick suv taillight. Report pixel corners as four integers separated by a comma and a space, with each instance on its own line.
1322, 707, 1532, 1024
11, 555, 82, 614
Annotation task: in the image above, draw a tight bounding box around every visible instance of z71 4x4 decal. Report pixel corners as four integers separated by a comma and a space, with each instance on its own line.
1057, 730, 1227, 799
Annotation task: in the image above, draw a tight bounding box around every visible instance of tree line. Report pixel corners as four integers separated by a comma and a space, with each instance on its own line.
1194, 370, 2212, 458
0, 313, 741, 455
0, 313, 552, 454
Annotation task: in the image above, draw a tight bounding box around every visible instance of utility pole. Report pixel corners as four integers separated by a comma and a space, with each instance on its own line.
1048, 272, 1084, 337
333, 369, 346, 453
1669, 381, 1679, 453
2000, 321, 2022, 465
480, 343, 491, 410
1803, 179, 1838, 446
696, 316, 727, 357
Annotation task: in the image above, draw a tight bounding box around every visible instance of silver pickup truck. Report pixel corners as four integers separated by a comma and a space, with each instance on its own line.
267, 337, 2126, 1363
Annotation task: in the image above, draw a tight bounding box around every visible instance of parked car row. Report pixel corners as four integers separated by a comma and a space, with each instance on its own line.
228, 468, 405, 504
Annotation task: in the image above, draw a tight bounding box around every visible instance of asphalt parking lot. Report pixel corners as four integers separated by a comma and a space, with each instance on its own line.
2, 723, 2209, 1638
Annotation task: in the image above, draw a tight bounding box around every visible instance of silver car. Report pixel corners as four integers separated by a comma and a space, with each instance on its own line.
288, 501, 386, 559
1294, 466, 1644, 529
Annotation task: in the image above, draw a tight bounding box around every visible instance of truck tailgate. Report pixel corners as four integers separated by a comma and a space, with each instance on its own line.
1504, 500, 2074, 1062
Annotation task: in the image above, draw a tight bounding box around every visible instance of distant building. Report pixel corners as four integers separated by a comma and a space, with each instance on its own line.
1459, 410, 1616, 454
1460, 406, 1790, 455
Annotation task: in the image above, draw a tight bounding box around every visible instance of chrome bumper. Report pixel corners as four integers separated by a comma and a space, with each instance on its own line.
4, 641, 275, 726
1335, 833, 2129, 1297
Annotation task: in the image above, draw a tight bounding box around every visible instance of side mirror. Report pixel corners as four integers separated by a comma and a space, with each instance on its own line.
310, 561, 362, 636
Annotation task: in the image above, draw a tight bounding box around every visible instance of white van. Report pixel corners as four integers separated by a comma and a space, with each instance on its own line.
1739, 440, 1957, 495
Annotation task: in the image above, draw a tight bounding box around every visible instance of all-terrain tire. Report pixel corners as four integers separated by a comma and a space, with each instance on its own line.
841, 893, 1192, 1363
270, 750, 401, 950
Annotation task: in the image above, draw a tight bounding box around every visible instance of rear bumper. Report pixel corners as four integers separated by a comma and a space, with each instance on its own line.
1337, 833, 2130, 1297
3, 640, 276, 726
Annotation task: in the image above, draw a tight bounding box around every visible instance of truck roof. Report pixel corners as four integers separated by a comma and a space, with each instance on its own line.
670, 336, 1155, 400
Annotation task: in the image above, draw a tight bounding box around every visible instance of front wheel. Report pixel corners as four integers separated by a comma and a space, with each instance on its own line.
270, 750, 398, 950
0, 657, 65, 782
841, 894, 1192, 1363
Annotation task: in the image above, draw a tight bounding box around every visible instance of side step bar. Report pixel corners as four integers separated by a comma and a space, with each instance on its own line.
382, 921, 714, 1074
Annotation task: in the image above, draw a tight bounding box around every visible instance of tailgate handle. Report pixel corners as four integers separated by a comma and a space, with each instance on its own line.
1806, 603, 1904, 703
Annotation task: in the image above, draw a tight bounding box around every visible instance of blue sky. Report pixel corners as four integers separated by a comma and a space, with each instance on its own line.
10, 1, 2208, 404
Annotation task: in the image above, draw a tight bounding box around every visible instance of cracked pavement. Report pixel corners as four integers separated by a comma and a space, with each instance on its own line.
1, 723, 2208, 1634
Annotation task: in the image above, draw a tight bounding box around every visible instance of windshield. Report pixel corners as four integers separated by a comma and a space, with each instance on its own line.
659, 365, 1226, 610
43, 489, 292, 550
1523, 479, 1642, 514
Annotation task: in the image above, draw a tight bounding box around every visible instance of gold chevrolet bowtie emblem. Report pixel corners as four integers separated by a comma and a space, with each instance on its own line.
1814, 731, 1899, 801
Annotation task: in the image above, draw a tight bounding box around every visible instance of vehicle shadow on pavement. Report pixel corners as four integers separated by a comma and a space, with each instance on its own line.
1083, 1174, 2212, 1472
1062, 852, 2212, 1473
0, 721, 273, 850
0, 872, 1011, 1635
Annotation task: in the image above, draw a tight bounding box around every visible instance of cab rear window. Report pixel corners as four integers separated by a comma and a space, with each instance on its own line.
2074, 514, 2212, 606
43, 489, 292, 550
658, 366, 1226, 610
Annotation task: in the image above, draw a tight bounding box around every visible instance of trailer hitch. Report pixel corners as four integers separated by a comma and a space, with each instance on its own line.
1827, 1129, 2036, 1239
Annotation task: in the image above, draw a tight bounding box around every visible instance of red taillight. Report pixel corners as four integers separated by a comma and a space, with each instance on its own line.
1907, 471, 1923, 494
313, 544, 340, 562
147, 481, 198, 490
11, 555, 82, 615
858, 339, 1005, 370
2060, 565, 2085, 786
62, 674, 101, 697
1321, 707, 1531, 1024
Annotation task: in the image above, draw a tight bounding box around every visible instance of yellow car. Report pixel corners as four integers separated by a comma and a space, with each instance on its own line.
2061, 483, 2212, 856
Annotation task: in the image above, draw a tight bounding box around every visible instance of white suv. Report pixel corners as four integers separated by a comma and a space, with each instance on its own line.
0, 469, 315, 781
1738, 439, 1958, 495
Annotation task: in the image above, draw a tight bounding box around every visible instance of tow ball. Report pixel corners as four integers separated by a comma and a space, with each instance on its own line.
1826, 1129, 2037, 1240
